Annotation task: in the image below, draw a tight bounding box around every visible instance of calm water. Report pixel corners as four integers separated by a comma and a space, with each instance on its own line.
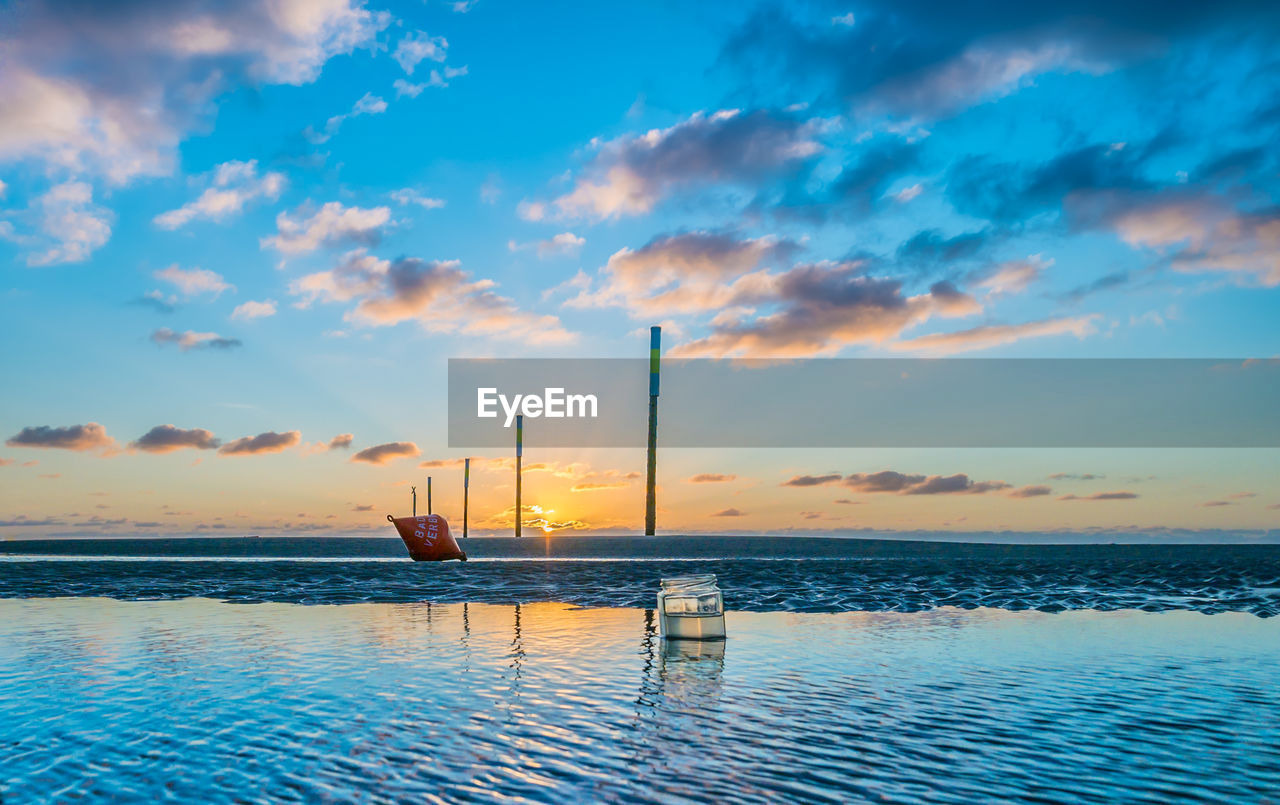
2, 599, 1277, 803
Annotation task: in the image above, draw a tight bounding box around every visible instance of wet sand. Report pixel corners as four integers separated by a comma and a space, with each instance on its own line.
3, 537, 1277, 616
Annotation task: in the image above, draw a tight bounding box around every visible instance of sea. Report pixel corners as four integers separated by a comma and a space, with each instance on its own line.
2, 536, 1278, 803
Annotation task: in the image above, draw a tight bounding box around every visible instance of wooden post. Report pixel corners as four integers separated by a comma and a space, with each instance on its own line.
645, 325, 660, 536
427, 476, 432, 516
411, 485, 417, 517
463, 458, 470, 539
515, 415, 523, 538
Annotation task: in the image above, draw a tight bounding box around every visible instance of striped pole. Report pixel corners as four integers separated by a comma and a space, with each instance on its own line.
463, 458, 470, 539
515, 415, 523, 538
411, 485, 417, 517
427, 476, 432, 516
645, 326, 660, 536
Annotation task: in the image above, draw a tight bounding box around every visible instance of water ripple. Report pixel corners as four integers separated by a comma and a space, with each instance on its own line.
1, 601, 1276, 803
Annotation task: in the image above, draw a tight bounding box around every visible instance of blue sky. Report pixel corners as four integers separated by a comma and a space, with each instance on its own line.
1, 0, 1278, 540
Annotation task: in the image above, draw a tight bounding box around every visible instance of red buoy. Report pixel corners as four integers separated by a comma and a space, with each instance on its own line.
388, 513, 467, 562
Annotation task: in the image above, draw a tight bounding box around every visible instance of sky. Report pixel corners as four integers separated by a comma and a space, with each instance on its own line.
1, 0, 1278, 541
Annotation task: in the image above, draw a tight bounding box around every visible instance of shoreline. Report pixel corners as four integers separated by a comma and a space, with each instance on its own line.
3, 534, 1279, 560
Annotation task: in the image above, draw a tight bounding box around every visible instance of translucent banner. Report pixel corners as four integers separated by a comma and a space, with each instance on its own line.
447, 359, 1280, 448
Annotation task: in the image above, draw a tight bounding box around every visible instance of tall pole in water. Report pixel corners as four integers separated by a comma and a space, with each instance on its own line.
645, 325, 660, 536
463, 458, 470, 539
427, 476, 432, 516
515, 414, 523, 538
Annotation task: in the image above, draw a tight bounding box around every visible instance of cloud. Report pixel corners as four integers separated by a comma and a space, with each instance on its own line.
891, 183, 922, 203
1049, 473, 1104, 481
394, 79, 428, 98
711, 508, 747, 517
131, 424, 220, 453
721, 2, 1268, 122
0, 516, 67, 527
904, 474, 1012, 495
670, 263, 979, 358
975, 256, 1050, 296
151, 328, 242, 351
394, 66, 465, 97
308, 92, 388, 143
509, 232, 586, 258
420, 458, 467, 468
571, 481, 629, 492
782, 474, 843, 487
0, 0, 388, 183
154, 265, 234, 298
154, 160, 285, 229
7, 422, 115, 452
567, 230, 797, 316
261, 202, 391, 254
133, 290, 179, 313
946, 139, 1169, 225
941, 134, 1280, 290
218, 430, 301, 456
545, 110, 822, 220
1059, 491, 1140, 501
785, 469, 1012, 495
843, 471, 927, 493
352, 504, 374, 511
1009, 485, 1053, 497
393, 31, 448, 74
1100, 196, 1280, 287
25, 182, 112, 265
688, 473, 738, 483
351, 441, 420, 465
230, 299, 277, 320
389, 189, 446, 209
889, 315, 1099, 355
782, 137, 921, 221
290, 249, 575, 344
329, 433, 353, 449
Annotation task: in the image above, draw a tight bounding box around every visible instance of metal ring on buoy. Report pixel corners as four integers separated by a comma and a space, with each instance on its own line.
387, 514, 395, 522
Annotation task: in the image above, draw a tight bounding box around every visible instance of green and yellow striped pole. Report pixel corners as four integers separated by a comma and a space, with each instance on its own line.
463, 457, 470, 539
645, 326, 660, 536
515, 415, 523, 538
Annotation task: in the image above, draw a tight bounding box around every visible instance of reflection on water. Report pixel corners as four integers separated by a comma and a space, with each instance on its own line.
1, 599, 1278, 803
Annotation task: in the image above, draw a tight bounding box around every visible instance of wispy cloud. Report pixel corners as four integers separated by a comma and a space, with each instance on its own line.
393, 31, 448, 74
26, 182, 112, 266
890, 316, 1099, 355
154, 160, 285, 229
151, 328, 242, 351
154, 265, 234, 298
261, 202, 391, 255
307, 92, 388, 143
230, 300, 277, 321
1059, 491, 1140, 501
